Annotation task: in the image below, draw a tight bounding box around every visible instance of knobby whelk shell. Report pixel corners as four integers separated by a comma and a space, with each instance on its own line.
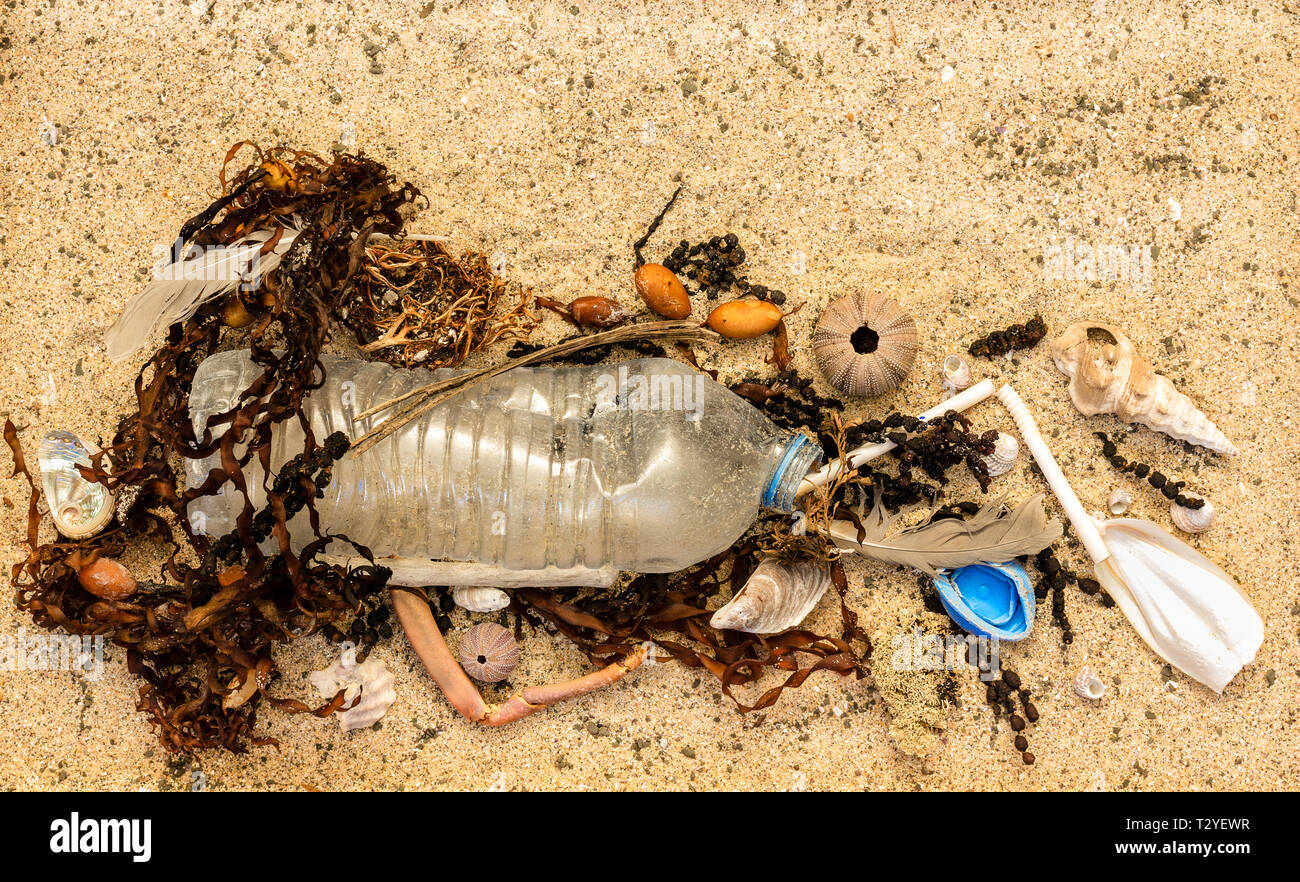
1073, 666, 1107, 700
309, 645, 397, 732
38, 430, 115, 539
980, 432, 1020, 477
812, 292, 918, 398
940, 354, 973, 393
1170, 492, 1216, 534
709, 557, 832, 634
458, 622, 519, 682
452, 585, 510, 612
1049, 321, 1237, 455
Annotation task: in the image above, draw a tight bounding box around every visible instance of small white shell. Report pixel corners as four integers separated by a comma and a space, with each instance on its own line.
1170, 493, 1215, 534
1107, 487, 1133, 516
309, 645, 397, 732
1073, 666, 1107, 700
452, 585, 510, 612
709, 557, 831, 634
940, 354, 973, 392
38, 431, 115, 539
980, 432, 1020, 477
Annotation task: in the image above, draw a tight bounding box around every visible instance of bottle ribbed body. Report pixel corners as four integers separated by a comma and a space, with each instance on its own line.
186, 351, 819, 573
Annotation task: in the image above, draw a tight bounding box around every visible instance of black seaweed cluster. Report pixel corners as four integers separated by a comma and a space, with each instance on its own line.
968, 314, 1047, 358
1095, 432, 1205, 509
663, 233, 788, 304
204, 431, 352, 571
984, 666, 1040, 765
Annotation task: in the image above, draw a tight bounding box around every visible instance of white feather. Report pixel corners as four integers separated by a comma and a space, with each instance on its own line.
105, 221, 300, 362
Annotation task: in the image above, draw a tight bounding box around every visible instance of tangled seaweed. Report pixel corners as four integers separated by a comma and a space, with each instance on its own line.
517, 541, 869, 714
341, 238, 537, 368
8, 143, 421, 752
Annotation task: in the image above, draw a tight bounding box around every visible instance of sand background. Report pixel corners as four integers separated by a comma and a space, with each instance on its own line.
1, 0, 1297, 791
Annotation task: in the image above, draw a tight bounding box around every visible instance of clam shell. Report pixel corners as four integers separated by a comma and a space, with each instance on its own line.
1107, 487, 1133, 516
1073, 666, 1107, 700
940, 354, 973, 392
980, 432, 1020, 477
1170, 493, 1215, 534
452, 585, 510, 612
812, 292, 918, 397
709, 557, 831, 634
309, 647, 397, 732
38, 430, 115, 539
458, 622, 519, 682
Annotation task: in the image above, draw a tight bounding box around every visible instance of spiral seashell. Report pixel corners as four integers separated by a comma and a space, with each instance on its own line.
940, 354, 973, 392
709, 557, 831, 634
1108, 487, 1133, 516
1073, 666, 1107, 700
458, 622, 519, 682
980, 432, 1020, 477
1170, 492, 1216, 534
38, 430, 115, 539
812, 292, 918, 398
452, 585, 510, 612
1049, 321, 1237, 455
309, 646, 397, 732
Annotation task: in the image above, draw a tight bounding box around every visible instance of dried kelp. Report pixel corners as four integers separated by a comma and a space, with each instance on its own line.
341, 238, 538, 368
8, 143, 421, 752
515, 542, 869, 715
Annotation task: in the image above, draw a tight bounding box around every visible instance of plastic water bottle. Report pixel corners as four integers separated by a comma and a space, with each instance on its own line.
186, 350, 822, 574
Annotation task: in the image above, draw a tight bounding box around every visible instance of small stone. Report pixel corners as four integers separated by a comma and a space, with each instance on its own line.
1022, 751, 1035, 765
681, 746, 696, 759
680, 78, 698, 97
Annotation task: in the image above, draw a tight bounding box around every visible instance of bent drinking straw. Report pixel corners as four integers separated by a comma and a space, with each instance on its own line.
996, 384, 1263, 692
796, 379, 996, 499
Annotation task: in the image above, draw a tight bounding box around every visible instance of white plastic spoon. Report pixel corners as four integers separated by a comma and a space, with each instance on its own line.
998, 384, 1263, 692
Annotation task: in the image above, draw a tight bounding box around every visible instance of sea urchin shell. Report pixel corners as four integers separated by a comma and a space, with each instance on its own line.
458, 622, 519, 682
812, 292, 918, 397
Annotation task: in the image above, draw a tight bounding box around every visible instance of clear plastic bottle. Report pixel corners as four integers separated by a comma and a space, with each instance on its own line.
186, 350, 822, 574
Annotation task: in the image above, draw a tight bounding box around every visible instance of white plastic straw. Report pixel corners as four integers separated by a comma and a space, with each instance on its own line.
795, 379, 996, 499
996, 384, 1110, 563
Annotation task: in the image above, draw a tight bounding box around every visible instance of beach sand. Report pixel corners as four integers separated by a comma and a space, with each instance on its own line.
1, 0, 1296, 791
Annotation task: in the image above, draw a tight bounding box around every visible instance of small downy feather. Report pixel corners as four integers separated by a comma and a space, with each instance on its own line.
104, 220, 300, 362
827, 492, 1062, 576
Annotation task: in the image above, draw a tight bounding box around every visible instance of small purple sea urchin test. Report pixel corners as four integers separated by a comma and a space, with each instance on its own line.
458, 623, 520, 682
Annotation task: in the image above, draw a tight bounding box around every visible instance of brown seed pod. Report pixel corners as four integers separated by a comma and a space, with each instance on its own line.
812, 291, 918, 397
705, 299, 782, 339
458, 622, 519, 683
634, 264, 691, 319
222, 295, 257, 328
77, 557, 137, 601
569, 296, 636, 329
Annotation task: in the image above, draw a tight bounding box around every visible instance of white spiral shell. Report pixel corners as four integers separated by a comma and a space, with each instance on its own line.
1049, 321, 1237, 455
452, 585, 510, 612
309, 646, 397, 732
709, 557, 831, 634
940, 354, 973, 392
1073, 667, 1107, 700
1107, 487, 1133, 516
980, 432, 1020, 477
1170, 493, 1216, 534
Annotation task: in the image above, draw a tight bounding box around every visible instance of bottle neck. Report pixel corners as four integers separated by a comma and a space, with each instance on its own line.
762, 433, 824, 512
